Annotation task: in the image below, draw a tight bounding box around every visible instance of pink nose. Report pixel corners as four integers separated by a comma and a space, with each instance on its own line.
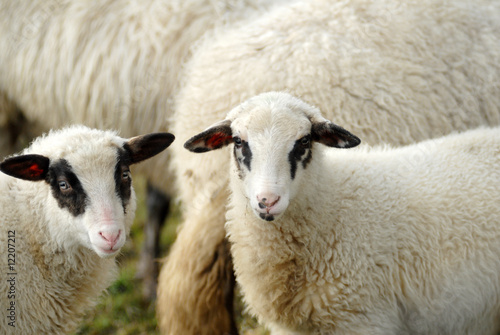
257, 193, 280, 209
99, 230, 121, 247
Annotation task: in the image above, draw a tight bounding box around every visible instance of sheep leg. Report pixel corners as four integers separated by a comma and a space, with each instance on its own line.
0, 95, 40, 158
157, 186, 238, 335
136, 181, 170, 301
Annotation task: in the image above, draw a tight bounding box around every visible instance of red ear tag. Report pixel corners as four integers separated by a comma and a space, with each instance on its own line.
28, 163, 45, 178
206, 133, 232, 149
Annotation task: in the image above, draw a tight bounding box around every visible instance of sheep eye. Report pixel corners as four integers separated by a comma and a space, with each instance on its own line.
58, 179, 71, 192
233, 136, 242, 148
122, 170, 131, 181
300, 136, 311, 148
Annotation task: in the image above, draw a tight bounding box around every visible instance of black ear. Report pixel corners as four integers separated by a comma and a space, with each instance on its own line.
0, 154, 50, 181
311, 122, 361, 148
184, 120, 233, 153
125, 132, 175, 164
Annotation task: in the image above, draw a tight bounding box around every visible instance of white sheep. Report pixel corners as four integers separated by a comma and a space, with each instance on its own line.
0, 125, 174, 334
184, 91, 500, 335
160, 0, 500, 332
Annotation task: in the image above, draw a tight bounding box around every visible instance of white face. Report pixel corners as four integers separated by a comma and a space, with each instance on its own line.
230, 104, 313, 221
43, 145, 135, 258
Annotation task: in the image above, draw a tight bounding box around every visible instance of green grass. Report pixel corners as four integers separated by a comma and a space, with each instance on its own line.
74, 176, 268, 335
75, 266, 159, 335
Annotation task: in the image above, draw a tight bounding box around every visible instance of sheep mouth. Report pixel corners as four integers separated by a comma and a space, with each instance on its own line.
253, 201, 287, 222
259, 213, 275, 221
94, 245, 121, 258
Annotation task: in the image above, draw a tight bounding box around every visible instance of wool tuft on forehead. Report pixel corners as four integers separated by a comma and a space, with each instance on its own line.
24, 125, 124, 160
229, 92, 323, 124
229, 93, 320, 140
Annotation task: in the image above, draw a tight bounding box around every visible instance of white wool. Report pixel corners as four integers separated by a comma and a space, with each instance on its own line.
225, 92, 500, 334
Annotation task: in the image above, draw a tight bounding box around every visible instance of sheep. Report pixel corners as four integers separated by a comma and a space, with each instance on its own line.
183, 91, 500, 335
159, 0, 500, 333
0, 0, 282, 303
0, 125, 174, 334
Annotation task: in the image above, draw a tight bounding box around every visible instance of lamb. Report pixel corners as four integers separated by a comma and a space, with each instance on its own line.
184, 91, 500, 335
159, 0, 500, 332
0, 125, 174, 334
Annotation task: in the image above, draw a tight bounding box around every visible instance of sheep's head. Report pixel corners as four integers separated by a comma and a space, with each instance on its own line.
184, 92, 360, 221
0, 126, 174, 258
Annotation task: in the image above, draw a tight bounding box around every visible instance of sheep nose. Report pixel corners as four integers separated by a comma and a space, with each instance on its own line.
99, 230, 121, 246
257, 193, 280, 209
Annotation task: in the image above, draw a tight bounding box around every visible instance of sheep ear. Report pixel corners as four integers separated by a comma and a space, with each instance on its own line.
311, 122, 361, 148
0, 154, 50, 181
125, 132, 175, 164
184, 120, 233, 153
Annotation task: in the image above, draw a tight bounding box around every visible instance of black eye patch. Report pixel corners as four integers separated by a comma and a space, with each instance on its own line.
115, 148, 132, 212
233, 140, 253, 178
46, 159, 88, 217
288, 135, 312, 180
241, 141, 252, 171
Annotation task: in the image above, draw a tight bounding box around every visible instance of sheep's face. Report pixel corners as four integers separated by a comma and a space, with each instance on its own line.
44, 146, 136, 258
0, 126, 174, 258
229, 103, 312, 221
184, 92, 360, 222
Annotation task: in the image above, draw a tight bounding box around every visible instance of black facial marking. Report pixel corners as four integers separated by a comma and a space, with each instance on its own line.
288, 135, 312, 180
233, 146, 243, 179
46, 159, 88, 217
259, 213, 275, 221
302, 148, 313, 169
241, 141, 252, 171
115, 148, 132, 212
233, 139, 253, 179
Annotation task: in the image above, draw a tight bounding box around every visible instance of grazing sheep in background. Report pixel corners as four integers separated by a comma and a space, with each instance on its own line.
0, 125, 174, 334
0, 0, 282, 302
159, 0, 500, 333
185, 91, 500, 335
